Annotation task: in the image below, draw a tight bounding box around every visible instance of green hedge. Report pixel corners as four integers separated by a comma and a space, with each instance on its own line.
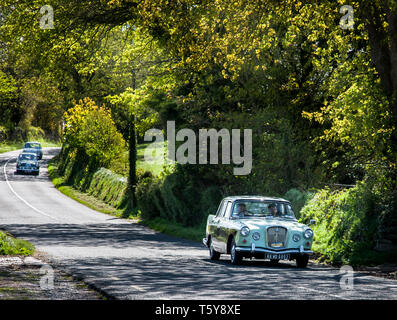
300, 181, 397, 266
136, 167, 223, 227
88, 168, 127, 208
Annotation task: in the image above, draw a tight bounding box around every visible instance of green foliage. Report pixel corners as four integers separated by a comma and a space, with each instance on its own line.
0, 231, 35, 256
0, 125, 8, 142
26, 126, 45, 141
0, 71, 18, 126
0, 70, 17, 101
283, 188, 314, 219
63, 97, 126, 169
300, 179, 397, 266
136, 166, 223, 227
88, 168, 127, 208
107, 87, 160, 139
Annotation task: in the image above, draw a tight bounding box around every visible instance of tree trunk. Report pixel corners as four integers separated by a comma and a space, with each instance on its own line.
128, 117, 137, 209
363, 3, 397, 164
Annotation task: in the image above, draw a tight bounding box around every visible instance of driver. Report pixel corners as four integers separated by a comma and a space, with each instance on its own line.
268, 203, 280, 217
236, 203, 247, 218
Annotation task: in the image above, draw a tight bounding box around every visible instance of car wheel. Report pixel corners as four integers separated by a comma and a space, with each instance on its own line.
230, 238, 242, 265
209, 238, 220, 261
296, 255, 309, 268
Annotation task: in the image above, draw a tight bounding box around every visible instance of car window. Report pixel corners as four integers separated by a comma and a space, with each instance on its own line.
231, 200, 296, 219
222, 201, 233, 218
24, 143, 40, 149
19, 154, 35, 161
285, 204, 295, 216
215, 200, 227, 218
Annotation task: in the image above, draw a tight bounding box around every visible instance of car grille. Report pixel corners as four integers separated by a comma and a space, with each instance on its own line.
267, 227, 287, 248
20, 163, 35, 168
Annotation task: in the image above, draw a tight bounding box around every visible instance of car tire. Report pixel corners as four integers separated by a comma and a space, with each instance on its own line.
230, 238, 242, 265
209, 238, 220, 261
296, 255, 309, 268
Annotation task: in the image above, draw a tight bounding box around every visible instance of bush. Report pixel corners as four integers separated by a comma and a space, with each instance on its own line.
8, 126, 25, 141
136, 166, 223, 227
63, 97, 125, 169
300, 179, 397, 266
0, 125, 8, 141
27, 126, 45, 141
283, 188, 314, 219
88, 168, 127, 208
135, 174, 163, 220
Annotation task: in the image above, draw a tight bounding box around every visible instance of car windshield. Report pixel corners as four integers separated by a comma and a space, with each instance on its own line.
24, 143, 40, 149
231, 200, 296, 220
19, 154, 36, 161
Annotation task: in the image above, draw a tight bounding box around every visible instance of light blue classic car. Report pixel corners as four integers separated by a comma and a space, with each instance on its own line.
203, 196, 315, 268
22, 141, 43, 160
16, 152, 40, 175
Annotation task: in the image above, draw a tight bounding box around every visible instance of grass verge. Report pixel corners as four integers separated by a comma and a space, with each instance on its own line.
140, 218, 205, 243
0, 231, 35, 256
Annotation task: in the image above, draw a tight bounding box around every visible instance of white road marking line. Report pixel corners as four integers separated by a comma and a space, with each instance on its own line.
109, 276, 145, 292
296, 286, 350, 300
3, 158, 60, 222
131, 285, 145, 292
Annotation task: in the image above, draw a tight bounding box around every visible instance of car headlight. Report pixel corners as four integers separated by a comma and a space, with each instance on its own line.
293, 234, 301, 242
240, 226, 250, 237
304, 229, 313, 239
252, 232, 260, 241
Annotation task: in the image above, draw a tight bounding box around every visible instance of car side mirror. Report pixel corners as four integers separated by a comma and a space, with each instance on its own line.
309, 219, 316, 225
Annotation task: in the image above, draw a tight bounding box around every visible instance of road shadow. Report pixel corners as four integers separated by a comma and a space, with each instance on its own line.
2, 222, 397, 299
50, 254, 397, 300
1, 222, 204, 251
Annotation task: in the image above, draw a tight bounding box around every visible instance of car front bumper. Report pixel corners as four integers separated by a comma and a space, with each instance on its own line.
202, 238, 313, 256
17, 168, 39, 173
236, 244, 313, 256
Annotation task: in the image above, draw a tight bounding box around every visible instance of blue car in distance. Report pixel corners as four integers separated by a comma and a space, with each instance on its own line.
22, 141, 43, 160
16, 153, 40, 175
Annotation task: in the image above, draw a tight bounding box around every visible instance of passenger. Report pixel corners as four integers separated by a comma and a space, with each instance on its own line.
268, 203, 281, 217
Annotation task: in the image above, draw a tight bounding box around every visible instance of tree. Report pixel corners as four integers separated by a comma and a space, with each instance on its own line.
63, 97, 125, 168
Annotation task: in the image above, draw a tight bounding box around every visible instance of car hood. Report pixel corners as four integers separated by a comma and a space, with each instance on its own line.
239, 218, 307, 232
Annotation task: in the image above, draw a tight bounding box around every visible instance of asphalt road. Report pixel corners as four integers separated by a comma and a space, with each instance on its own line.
1, 148, 397, 300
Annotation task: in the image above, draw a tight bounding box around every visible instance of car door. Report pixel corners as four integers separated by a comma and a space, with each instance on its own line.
215, 201, 233, 253
210, 200, 227, 251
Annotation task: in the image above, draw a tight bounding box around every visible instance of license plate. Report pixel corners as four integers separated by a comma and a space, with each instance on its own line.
270, 242, 284, 248
265, 253, 290, 260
